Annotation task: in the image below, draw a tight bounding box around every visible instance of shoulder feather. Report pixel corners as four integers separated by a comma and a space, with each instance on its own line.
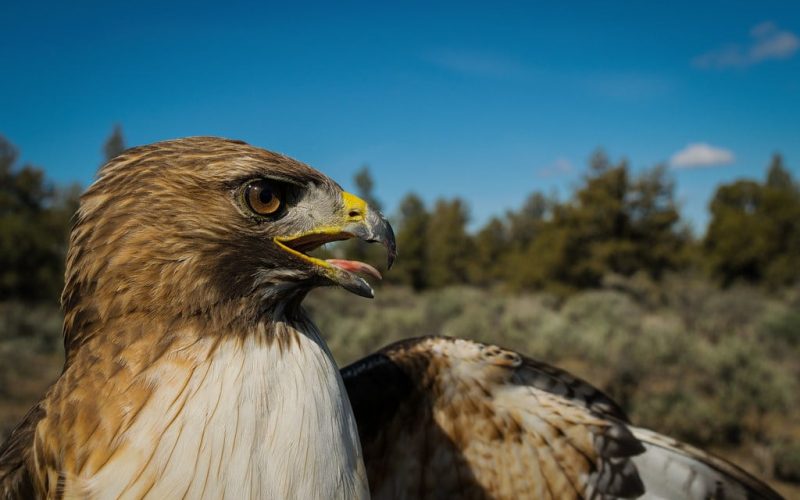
0, 403, 44, 499
342, 336, 782, 500
343, 336, 644, 499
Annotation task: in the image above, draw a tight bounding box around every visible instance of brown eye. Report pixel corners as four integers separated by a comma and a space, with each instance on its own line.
244, 180, 282, 215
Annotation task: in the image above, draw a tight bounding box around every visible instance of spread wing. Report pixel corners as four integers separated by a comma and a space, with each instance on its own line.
0, 403, 43, 499
341, 336, 782, 500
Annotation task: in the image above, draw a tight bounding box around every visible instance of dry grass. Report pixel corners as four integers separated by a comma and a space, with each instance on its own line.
2, 278, 798, 495
0, 301, 64, 438
307, 278, 800, 495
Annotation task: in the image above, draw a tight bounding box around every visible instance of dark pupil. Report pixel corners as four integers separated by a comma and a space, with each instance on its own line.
258, 186, 273, 205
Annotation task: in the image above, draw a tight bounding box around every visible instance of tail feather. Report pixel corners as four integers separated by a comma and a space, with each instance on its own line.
630, 427, 783, 500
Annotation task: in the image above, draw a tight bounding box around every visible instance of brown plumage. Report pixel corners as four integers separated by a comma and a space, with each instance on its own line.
344, 337, 783, 499
0, 137, 782, 499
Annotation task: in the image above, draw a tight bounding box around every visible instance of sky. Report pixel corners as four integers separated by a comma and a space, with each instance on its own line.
1, 1, 799, 233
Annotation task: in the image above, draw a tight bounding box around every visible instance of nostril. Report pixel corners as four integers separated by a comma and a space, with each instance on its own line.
349, 209, 362, 218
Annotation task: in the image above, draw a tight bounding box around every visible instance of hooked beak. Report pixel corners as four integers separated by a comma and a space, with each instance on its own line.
274, 191, 397, 298
342, 194, 397, 270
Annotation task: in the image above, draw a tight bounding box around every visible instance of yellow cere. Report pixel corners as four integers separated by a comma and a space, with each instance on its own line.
341, 192, 368, 222
273, 192, 370, 270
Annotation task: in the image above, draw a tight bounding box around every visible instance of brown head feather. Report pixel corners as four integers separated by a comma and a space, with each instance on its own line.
2, 137, 386, 498
61, 136, 339, 359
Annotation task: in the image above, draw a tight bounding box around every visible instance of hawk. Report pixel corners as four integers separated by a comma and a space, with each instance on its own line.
0, 137, 782, 499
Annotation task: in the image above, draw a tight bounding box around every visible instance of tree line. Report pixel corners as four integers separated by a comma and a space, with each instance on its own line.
0, 129, 123, 302
359, 151, 800, 294
1, 129, 798, 303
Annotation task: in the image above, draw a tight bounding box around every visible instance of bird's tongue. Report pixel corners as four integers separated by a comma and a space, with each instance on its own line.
326, 259, 382, 280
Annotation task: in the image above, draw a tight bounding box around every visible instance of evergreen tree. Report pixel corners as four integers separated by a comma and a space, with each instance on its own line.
103, 124, 126, 163
391, 193, 429, 290
0, 135, 78, 302
705, 155, 800, 287
343, 165, 385, 267
0, 135, 17, 173
425, 198, 472, 288
506, 192, 549, 250
761, 155, 800, 286
576, 158, 633, 278
508, 155, 687, 293
353, 165, 382, 211
705, 181, 770, 285
628, 165, 686, 278
588, 148, 612, 174
766, 153, 794, 191
468, 217, 508, 286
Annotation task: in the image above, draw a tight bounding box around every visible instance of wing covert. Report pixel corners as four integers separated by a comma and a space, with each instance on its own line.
342, 336, 783, 500
342, 336, 645, 499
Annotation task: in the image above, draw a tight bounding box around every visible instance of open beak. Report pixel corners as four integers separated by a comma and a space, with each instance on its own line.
274, 191, 397, 298
339, 193, 397, 270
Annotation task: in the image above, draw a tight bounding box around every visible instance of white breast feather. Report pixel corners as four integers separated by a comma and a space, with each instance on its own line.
81, 326, 369, 499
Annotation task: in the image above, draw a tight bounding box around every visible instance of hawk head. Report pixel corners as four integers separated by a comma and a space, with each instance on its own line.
62, 137, 395, 351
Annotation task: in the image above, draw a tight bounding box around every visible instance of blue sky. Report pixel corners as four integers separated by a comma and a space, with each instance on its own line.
2, 1, 798, 233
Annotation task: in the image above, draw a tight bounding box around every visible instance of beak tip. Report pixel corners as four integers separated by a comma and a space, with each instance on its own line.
341, 276, 375, 298
363, 208, 397, 271
361, 285, 375, 299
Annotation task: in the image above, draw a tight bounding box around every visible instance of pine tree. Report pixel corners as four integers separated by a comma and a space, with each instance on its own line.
705, 180, 770, 285
425, 198, 472, 288
0, 135, 78, 302
762, 154, 800, 286
628, 165, 686, 279
508, 154, 687, 293
468, 217, 507, 286
391, 193, 429, 290
506, 192, 549, 250
343, 165, 386, 267
426, 198, 472, 287
103, 124, 126, 163
766, 153, 794, 191
353, 165, 382, 211
705, 154, 800, 287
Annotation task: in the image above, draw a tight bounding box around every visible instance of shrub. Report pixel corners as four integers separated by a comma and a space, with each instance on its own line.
761, 306, 800, 350
775, 441, 800, 482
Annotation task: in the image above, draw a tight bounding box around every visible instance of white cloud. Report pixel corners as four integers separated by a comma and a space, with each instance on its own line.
425, 49, 533, 79
537, 157, 574, 177
670, 143, 735, 168
582, 73, 672, 101
694, 21, 799, 69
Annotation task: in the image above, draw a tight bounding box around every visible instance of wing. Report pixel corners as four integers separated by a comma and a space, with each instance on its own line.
629, 427, 782, 500
341, 336, 782, 500
0, 403, 43, 499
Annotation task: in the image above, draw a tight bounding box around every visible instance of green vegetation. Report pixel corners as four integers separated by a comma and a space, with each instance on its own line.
2, 136, 797, 297
378, 150, 800, 295
0, 301, 63, 435
305, 282, 799, 494
705, 154, 800, 287
0, 131, 798, 494
0, 136, 80, 302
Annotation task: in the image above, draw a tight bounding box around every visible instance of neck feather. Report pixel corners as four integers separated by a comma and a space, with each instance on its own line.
41, 310, 369, 499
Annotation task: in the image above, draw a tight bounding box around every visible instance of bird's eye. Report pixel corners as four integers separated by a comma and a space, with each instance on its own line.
244, 180, 283, 216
